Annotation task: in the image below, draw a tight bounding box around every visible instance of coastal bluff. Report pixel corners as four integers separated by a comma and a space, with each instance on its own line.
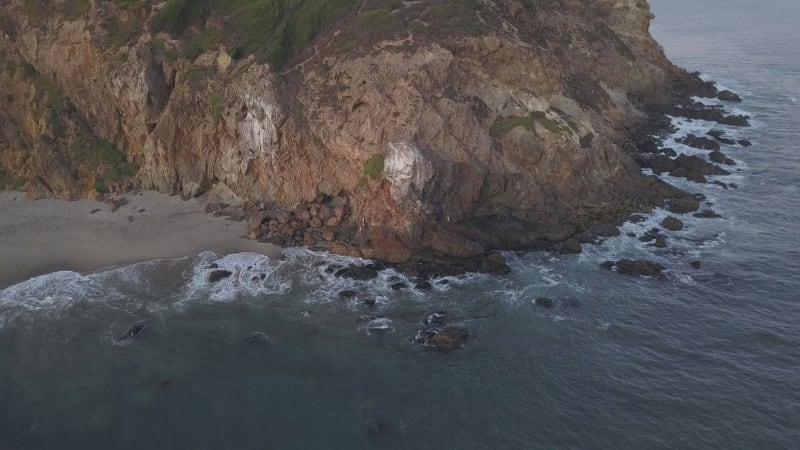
0, 0, 722, 271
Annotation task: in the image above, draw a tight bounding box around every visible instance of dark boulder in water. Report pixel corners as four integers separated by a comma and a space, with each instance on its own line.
672, 104, 750, 126
628, 214, 648, 223
390, 282, 408, 291
709, 150, 735, 165
720, 114, 750, 127
118, 321, 146, 342
534, 297, 555, 309
661, 216, 684, 231
414, 280, 432, 290
675, 154, 730, 176
420, 327, 468, 352
738, 139, 752, 147
707, 129, 737, 145
710, 180, 729, 189
638, 136, 661, 153
324, 263, 344, 274
718, 90, 743, 102
660, 147, 678, 157
575, 222, 619, 245
666, 194, 700, 214
363, 298, 377, 308
653, 236, 667, 248
680, 134, 720, 151
639, 227, 664, 243
243, 332, 272, 345
338, 290, 357, 299
208, 269, 233, 283
690, 260, 702, 269
693, 209, 722, 219
562, 238, 582, 254
423, 312, 448, 327
603, 259, 666, 279
636, 153, 677, 174
336, 264, 379, 280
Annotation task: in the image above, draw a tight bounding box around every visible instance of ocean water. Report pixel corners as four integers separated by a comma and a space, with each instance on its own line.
2, 1, 800, 448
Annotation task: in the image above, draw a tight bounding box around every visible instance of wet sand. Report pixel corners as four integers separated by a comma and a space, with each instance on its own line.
0, 190, 281, 289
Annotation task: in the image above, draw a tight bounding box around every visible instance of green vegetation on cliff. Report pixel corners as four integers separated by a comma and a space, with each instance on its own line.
150, 0, 360, 67
490, 113, 565, 138
490, 116, 536, 137
80, 138, 139, 193
362, 154, 385, 180
0, 174, 27, 191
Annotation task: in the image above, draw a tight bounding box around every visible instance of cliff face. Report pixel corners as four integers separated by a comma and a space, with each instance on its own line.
0, 0, 693, 264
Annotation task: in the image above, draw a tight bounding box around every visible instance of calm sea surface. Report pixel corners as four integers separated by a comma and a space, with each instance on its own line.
2, 1, 799, 448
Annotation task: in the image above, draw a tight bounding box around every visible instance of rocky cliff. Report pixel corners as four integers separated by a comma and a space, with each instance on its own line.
0, 0, 713, 271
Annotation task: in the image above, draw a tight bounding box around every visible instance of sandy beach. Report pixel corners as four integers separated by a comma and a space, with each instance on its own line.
0, 190, 281, 289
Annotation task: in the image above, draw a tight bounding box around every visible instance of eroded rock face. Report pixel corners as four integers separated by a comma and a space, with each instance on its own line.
0, 0, 701, 263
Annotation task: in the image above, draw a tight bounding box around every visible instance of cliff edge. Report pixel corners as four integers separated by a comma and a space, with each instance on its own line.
0, 0, 713, 271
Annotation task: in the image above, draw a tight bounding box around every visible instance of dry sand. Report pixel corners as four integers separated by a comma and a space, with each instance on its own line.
0, 190, 281, 289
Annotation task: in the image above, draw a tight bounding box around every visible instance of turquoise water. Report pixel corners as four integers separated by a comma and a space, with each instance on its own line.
2, 1, 800, 448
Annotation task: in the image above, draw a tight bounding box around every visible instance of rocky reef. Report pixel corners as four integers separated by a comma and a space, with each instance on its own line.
0, 0, 738, 271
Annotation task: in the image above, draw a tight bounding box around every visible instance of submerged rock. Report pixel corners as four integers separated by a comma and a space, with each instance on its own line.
118, 321, 146, 342
534, 297, 555, 309
338, 290, 357, 299
365, 318, 395, 335
419, 327, 468, 352
707, 129, 737, 145
680, 134, 720, 151
390, 282, 408, 291
336, 265, 379, 280
208, 269, 233, 283
414, 280, 432, 290
709, 150, 735, 165
693, 209, 722, 219
603, 259, 666, 279
243, 332, 272, 345
423, 312, 448, 327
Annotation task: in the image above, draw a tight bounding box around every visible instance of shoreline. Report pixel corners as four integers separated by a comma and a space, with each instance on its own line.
0, 190, 281, 289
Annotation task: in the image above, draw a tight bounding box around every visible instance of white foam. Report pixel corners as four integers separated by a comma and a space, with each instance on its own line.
180, 251, 291, 304
691, 96, 722, 107
361, 317, 395, 336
